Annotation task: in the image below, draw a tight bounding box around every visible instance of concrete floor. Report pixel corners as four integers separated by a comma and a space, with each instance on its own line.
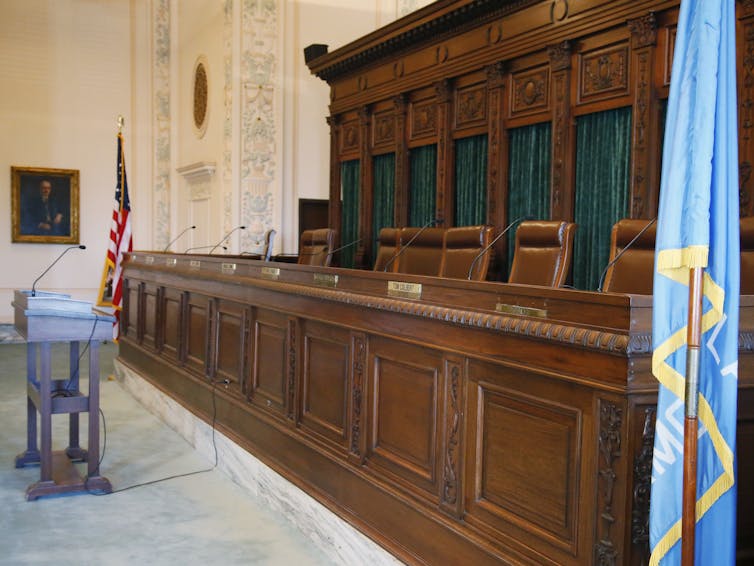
0, 342, 332, 565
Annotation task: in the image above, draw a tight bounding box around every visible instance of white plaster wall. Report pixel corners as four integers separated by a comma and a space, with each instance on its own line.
0, 0, 131, 323
176, 0, 226, 250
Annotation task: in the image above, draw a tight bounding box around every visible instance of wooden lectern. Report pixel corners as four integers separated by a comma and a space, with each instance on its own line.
12, 290, 115, 500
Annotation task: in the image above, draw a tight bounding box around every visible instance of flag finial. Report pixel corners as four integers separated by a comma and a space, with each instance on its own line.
117, 115, 124, 133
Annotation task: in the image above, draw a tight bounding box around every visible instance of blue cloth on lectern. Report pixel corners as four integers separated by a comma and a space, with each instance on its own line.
649, 0, 739, 564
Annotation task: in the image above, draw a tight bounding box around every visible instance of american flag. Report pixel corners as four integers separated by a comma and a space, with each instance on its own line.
107, 133, 132, 341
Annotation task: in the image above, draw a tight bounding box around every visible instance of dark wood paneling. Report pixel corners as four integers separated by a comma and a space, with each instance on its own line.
143, 284, 159, 350
300, 321, 350, 449
160, 288, 184, 362
213, 299, 249, 397
251, 309, 288, 418
368, 337, 442, 498
186, 293, 210, 377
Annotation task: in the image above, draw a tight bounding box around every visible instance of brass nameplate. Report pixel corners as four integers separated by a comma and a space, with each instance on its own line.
165, 258, 177, 267
221, 262, 237, 274
313, 273, 338, 288
145, 256, 154, 265
495, 303, 548, 318
189, 260, 201, 270
261, 266, 280, 280
388, 281, 422, 300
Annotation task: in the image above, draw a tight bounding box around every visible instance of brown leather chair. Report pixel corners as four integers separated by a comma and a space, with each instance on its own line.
742, 217, 754, 294
440, 225, 494, 281
508, 220, 576, 287
602, 219, 656, 294
373, 227, 401, 272
395, 227, 445, 276
298, 228, 336, 267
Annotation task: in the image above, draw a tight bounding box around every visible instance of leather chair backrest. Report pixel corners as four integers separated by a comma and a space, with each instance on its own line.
263, 228, 276, 261
396, 227, 445, 276
602, 219, 656, 294
742, 217, 754, 294
298, 228, 335, 267
373, 227, 401, 272
508, 220, 576, 287
440, 225, 494, 281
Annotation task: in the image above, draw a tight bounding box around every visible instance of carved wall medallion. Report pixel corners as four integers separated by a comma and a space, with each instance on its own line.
373, 112, 396, 146
551, 0, 568, 23
411, 101, 438, 138
487, 23, 503, 44
595, 400, 623, 566
193, 56, 209, 139
512, 67, 549, 114
341, 122, 360, 154
581, 46, 629, 99
456, 86, 486, 126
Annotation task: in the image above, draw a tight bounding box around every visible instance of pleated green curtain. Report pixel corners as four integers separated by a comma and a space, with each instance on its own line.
409, 145, 437, 226
573, 107, 632, 290
454, 135, 488, 226
372, 153, 396, 259
507, 122, 552, 273
340, 159, 360, 268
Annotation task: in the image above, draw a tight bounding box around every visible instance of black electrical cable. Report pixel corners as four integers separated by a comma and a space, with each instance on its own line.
86, 376, 220, 495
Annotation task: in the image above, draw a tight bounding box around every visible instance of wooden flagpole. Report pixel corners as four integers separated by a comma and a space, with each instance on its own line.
682, 266, 704, 565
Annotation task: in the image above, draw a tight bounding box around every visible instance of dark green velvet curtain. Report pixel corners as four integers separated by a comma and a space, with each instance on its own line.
573, 107, 632, 290
454, 135, 488, 226
409, 145, 437, 226
372, 153, 396, 259
340, 159, 360, 268
507, 122, 552, 272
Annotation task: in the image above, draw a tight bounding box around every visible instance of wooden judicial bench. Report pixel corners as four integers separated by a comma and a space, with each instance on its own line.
118, 252, 754, 565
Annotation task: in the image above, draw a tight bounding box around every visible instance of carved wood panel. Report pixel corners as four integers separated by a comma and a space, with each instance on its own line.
440, 357, 464, 517
367, 337, 442, 499
160, 287, 184, 362
455, 84, 487, 129
349, 331, 367, 462
143, 283, 159, 351
340, 118, 361, 157
185, 292, 211, 377
594, 398, 625, 566
301, 321, 350, 450
213, 299, 249, 397
373, 109, 396, 149
740, 16, 754, 216
511, 66, 550, 116
578, 44, 630, 103
250, 309, 288, 418
410, 99, 438, 141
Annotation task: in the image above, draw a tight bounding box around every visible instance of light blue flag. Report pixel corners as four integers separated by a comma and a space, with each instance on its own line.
649, 0, 739, 564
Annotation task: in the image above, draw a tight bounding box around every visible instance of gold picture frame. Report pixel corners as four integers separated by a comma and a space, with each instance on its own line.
11, 166, 80, 244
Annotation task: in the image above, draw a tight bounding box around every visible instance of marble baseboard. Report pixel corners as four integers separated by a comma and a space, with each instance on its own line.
114, 359, 404, 566
0, 324, 24, 344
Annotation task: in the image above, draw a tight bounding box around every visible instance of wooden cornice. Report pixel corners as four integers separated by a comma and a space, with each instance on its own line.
306, 0, 537, 82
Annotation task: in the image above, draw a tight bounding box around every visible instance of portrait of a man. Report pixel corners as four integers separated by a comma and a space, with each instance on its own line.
11, 166, 79, 244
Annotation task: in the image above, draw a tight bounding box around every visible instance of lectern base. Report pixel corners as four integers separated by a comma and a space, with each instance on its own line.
14, 449, 41, 468
24, 451, 112, 501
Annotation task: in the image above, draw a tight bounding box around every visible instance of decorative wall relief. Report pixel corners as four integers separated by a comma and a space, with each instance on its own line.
410, 101, 438, 139
193, 56, 209, 138
240, 0, 278, 252
222, 0, 234, 234
595, 400, 623, 566
455, 85, 486, 128
153, 0, 172, 250
580, 45, 629, 100
512, 67, 549, 115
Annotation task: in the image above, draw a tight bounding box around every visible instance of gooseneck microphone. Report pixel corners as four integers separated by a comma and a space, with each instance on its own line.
31, 245, 86, 297
184, 244, 228, 254
597, 217, 657, 292
163, 225, 196, 252
383, 218, 444, 272
209, 225, 246, 254
467, 215, 534, 280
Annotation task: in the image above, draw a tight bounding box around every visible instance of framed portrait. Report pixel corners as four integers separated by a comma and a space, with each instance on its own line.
11, 166, 80, 244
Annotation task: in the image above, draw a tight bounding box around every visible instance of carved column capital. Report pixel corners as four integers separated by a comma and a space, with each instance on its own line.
628, 13, 658, 49
486, 61, 508, 87
326, 114, 341, 127
434, 78, 453, 103
393, 93, 408, 112
741, 0, 754, 16
548, 40, 572, 71
358, 105, 371, 122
